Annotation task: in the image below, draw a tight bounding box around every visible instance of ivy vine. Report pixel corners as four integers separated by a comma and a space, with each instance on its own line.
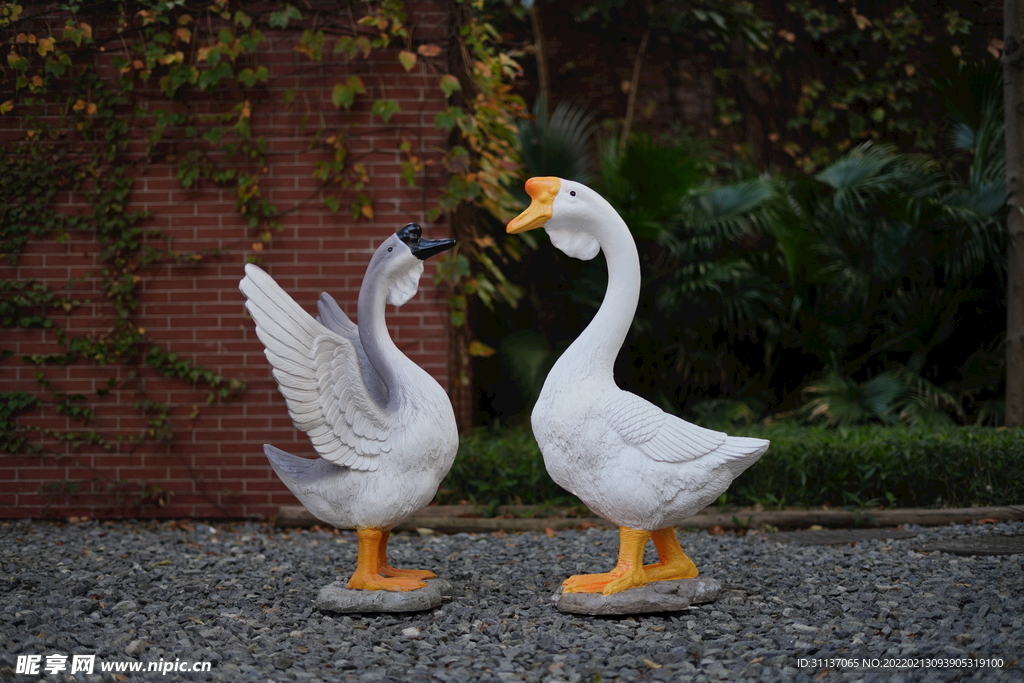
0, 0, 527, 509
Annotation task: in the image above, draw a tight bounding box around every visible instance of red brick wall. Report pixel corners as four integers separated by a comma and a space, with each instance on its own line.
0, 3, 454, 520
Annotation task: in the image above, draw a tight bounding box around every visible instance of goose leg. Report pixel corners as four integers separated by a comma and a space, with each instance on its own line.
376, 529, 436, 580
561, 527, 650, 595
347, 527, 429, 591
644, 527, 698, 581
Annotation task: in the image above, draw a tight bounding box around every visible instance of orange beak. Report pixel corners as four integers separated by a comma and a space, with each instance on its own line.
507, 177, 560, 234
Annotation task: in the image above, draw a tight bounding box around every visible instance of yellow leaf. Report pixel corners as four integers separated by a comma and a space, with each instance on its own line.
417, 43, 442, 57
176, 27, 192, 44
360, 203, 374, 219
904, 63, 915, 77
0, 100, 13, 115
158, 51, 183, 65
86, 102, 97, 115
31, 75, 42, 87
240, 100, 251, 118
197, 47, 210, 62
398, 50, 416, 71
80, 23, 92, 39
37, 37, 55, 56
251, 242, 264, 252
468, 340, 496, 357
851, 8, 871, 30
73, 99, 86, 111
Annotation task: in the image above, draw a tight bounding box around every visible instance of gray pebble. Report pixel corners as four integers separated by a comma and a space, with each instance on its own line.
1, 519, 1021, 682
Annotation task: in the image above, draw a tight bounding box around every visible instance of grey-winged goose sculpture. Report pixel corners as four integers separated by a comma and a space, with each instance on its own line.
239, 223, 457, 591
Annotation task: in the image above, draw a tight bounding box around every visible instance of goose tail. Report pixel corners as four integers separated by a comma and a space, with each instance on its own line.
263, 444, 347, 492
715, 436, 769, 479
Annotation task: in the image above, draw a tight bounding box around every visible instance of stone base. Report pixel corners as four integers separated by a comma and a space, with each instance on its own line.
552, 577, 721, 615
316, 578, 452, 614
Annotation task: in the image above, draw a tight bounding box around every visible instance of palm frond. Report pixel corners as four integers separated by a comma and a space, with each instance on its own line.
518, 97, 597, 184
891, 365, 965, 423
801, 370, 903, 426
676, 177, 775, 244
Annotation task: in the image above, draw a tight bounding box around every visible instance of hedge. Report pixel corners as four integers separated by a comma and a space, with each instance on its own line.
440, 424, 1024, 510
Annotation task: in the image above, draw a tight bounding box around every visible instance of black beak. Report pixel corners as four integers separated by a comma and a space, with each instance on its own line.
411, 238, 456, 260
397, 223, 456, 260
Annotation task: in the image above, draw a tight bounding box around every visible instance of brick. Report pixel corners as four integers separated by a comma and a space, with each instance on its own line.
2, 2, 453, 520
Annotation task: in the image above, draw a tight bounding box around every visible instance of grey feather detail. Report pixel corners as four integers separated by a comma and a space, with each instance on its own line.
316, 292, 359, 337
263, 443, 347, 489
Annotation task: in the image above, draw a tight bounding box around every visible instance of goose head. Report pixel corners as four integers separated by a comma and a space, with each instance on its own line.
368, 223, 455, 306
506, 177, 606, 261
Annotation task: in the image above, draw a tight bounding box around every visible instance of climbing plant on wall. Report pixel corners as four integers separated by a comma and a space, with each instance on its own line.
0, 0, 526, 509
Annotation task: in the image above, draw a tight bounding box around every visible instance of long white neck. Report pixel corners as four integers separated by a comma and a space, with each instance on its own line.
564, 208, 641, 381
357, 276, 412, 406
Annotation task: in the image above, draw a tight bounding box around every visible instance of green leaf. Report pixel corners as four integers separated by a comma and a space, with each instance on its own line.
398, 51, 417, 71
269, 4, 302, 29
371, 99, 400, 122
439, 74, 462, 98
331, 76, 366, 109
334, 36, 358, 59
7, 53, 28, 72
447, 175, 481, 202
197, 61, 232, 90
434, 106, 464, 131
295, 29, 324, 61
237, 66, 268, 87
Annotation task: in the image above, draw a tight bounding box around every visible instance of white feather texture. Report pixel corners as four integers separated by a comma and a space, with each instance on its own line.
547, 226, 600, 261
238, 232, 458, 532
386, 259, 424, 306
530, 179, 769, 531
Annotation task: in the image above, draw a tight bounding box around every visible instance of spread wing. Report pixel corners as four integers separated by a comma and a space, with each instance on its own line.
603, 390, 727, 463
240, 264, 391, 471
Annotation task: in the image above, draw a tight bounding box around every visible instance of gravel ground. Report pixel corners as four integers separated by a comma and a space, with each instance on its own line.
2, 518, 1021, 683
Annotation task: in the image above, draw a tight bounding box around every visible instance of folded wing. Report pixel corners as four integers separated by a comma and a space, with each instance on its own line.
603, 390, 728, 463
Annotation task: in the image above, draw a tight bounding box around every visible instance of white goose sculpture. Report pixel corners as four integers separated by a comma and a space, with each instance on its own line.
507, 178, 769, 595
239, 223, 458, 591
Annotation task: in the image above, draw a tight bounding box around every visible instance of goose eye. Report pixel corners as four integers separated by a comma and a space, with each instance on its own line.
388, 247, 393, 252
570, 190, 576, 196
